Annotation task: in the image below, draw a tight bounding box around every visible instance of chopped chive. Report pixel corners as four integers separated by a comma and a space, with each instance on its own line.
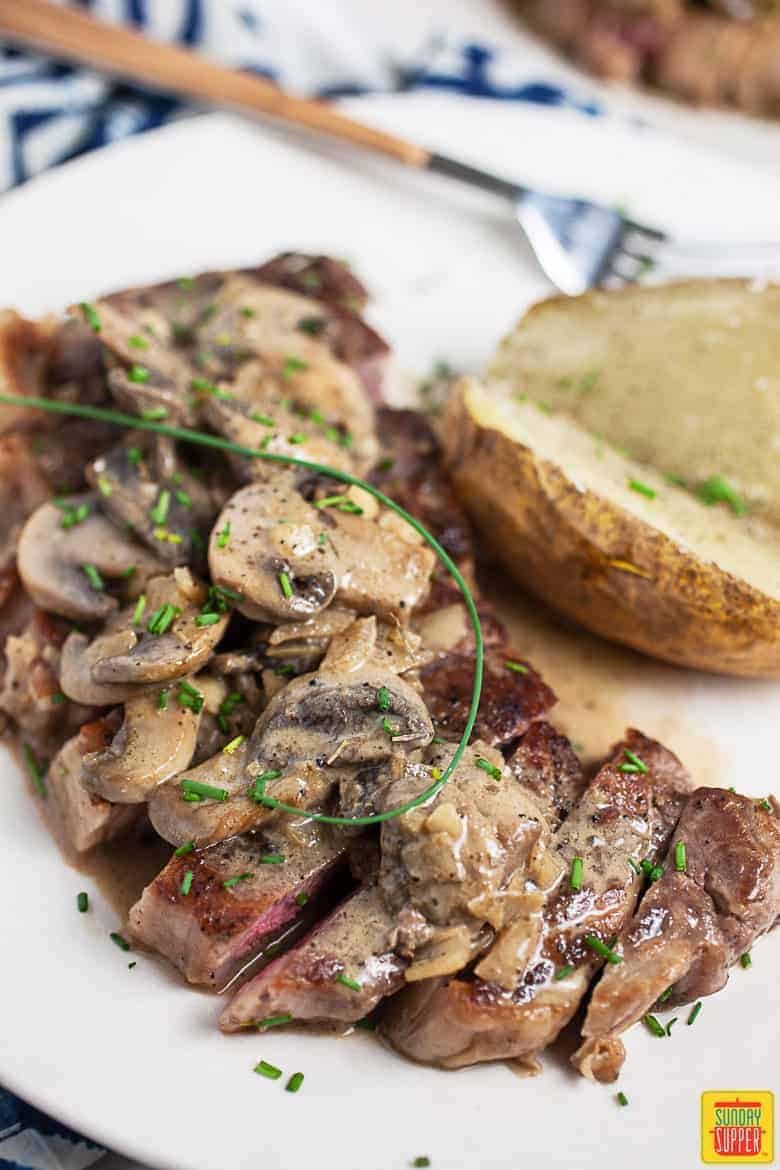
223, 872, 254, 888
273, 663, 295, 677
195, 612, 220, 627
382, 715, 399, 738
335, 973, 361, 992
665, 1017, 678, 1036
640, 859, 653, 876
23, 743, 47, 797
257, 1014, 293, 1030
355, 1017, 376, 1031
190, 528, 204, 550
628, 858, 641, 875
96, 476, 113, 497
288, 433, 306, 445
412, 1159, 430, 1168
616, 1092, 629, 1107
475, 756, 502, 782
149, 489, 170, 525
79, 301, 101, 332
377, 457, 395, 472
50, 691, 67, 705
554, 964, 573, 981
180, 870, 194, 896
687, 1001, 702, 1025
174, 841, 195, 858
740, 951, 752, 969
178, 276, 195, 290
658, 987, 673, 1004
620, 748, 648, 774
295, 892, 309, 907
254, 1060, 282, 1080
180, 778, 228, 802
259, 854, 285, 865
223, 735, 245, 755
697, 475, 747, 516
217, 520, 231, 548
82, 563, 104, 591
182, 792, 202, 803
131, 594, 146, 625
643, 1014, 665, 1038
584, 936, 622, 964
250, 412, 275, 427
128, 364, 150, 385
174, 489, 191, 508
128, 334, 148, 349
240, 306, 256, 319
141, 406, 168, 421
110, 932, 131, 952
147, 603, 180, 636
282, 356, 309, 378
121, 565, 136, 579
570, 856, 584, 891
649, 865, 664, 884
77, 891, 89, 913
628, 479, 657, 500
157, 688, 169, 710
285, 1072, 304, 1093
177, 681, 204, 713
674, 841, 687, 872
127, 446, 143, 465
298, 316, 326, 335
505, 660, 529, 674
313, 494, 363, 515
278, 571, 293, 599
378, 685, 390, 713
759, 799, 772, 812
250, 769, 282, 803
128, 961, 137, 969
318, 532, 328, 546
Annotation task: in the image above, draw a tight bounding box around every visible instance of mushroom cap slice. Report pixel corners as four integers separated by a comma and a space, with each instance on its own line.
60, 629, 153, 706
86, 436, 213, 566
90, 570, 230, 685
327, 510, 436, 621
17, 495, 163, 621
209, 481, 338, 623
251, 667, 434, 769
81, 686, 201, 803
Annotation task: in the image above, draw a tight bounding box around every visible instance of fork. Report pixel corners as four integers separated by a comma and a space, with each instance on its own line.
2, 0, 779, 296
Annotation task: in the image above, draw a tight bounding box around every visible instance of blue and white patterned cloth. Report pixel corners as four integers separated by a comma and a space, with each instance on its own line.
0, 4, 597, 1166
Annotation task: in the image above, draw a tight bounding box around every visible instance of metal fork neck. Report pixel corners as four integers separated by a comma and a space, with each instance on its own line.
427, 153, 522, 202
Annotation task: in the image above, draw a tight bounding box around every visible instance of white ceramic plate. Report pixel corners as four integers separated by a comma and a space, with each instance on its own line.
1, 95, 779, 1170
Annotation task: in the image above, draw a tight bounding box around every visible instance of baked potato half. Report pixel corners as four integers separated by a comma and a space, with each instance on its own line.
442, 363, 780, 677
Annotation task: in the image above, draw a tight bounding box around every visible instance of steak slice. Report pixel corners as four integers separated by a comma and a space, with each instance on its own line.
380, 730, 691, 1069
45, 724, 141, 854
370, 408, 476, 574
220, 883, 405, 1030
419, 646, 555, 750
506, 721, 587, 829
573, 787, 780, 1082
128, 820, 349, 990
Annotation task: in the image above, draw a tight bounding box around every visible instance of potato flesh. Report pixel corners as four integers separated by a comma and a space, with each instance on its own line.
464, 379, 780, 603
488, 280, 780, 528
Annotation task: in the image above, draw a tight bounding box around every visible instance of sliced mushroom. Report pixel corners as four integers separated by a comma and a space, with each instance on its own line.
200, 351, 376, 482
148, 741, 338, 847
252, 666, 433, 770
59, 570, 229, 703
86, 435, 214, 566
208, 480, 339, 623
326, 508, 435, 620
17, 495, 164, 621
90, 569, 229, 685
81, 685, 201, 803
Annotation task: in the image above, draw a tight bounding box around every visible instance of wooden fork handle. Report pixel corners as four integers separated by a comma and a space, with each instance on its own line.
0, 0, 431, 168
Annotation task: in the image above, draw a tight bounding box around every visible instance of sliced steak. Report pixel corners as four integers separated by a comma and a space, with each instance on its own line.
419, 646, 555, 750
220, 883, 405, 1030
573, 787, 780, 1082
380, 730, 691, 1069
506, 721, 587, 830
369, 408, 476, 574
45, 722, 141, 854
128, 820, 349, 989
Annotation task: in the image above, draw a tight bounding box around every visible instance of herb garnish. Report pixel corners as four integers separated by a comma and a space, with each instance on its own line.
584, 936, 622, 964
180, 778, 229, 802
570, 857, 584, 891
475, 756, 502, 782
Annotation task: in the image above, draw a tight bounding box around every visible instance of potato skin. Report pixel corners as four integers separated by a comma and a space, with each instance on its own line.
442, 388, 780, 678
